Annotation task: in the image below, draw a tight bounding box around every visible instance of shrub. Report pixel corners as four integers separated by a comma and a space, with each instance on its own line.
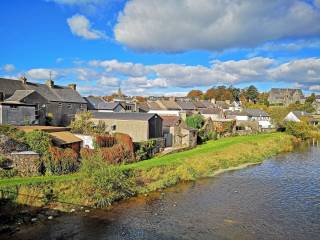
24, 130, 52, 158
90, 165, 136, 207
70, 111, 106, 135
186, 114, 204, 129
95, 135, 116, 148
47, 147, 79, 175
135, 140, 156, 160
284, 121, 313, 140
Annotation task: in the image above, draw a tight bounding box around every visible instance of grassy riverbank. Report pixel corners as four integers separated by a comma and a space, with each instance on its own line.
0, 133, 296, 208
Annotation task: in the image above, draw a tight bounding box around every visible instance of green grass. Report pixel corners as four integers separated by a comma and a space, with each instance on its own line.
122, 133, 281, 170
0, 174, 80, 187
0, 133, 285, 188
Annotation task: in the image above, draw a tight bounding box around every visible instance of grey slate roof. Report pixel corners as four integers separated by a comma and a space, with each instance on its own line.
84, 96, 110, 110
199, 108, 222, 114
0, 78, 86, 103
245, 109, 269, 117
91, 112, 160, 121
192, 101, 207, 109
6, 90, 35, 102
176, 101, 195, 110
147, 101, 162, 110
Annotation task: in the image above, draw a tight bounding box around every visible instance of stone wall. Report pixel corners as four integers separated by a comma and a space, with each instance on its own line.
10, 151, 40, 177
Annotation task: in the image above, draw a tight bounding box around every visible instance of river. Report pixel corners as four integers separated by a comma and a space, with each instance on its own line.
4, 146, 320, 240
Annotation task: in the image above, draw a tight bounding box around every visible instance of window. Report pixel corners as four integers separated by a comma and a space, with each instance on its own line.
67, 104, 72, 109
111, 125, 116, 131
58, 102, 62, 108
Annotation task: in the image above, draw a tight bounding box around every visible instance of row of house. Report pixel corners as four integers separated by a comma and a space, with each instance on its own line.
0, 77, 87, 126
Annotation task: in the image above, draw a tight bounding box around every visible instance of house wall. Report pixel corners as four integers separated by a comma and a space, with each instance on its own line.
0, 105, 36, 125
284, 112, 300, 122
21, 92, 48, 125
47, 102, 87, 126
91, 118, 149, 142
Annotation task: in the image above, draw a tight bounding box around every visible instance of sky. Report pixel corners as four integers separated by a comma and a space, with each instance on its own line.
0, 0, 320, 97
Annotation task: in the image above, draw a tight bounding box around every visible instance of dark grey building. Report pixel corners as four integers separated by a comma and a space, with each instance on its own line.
268, 88, 304, 106
0, 77, 87, 126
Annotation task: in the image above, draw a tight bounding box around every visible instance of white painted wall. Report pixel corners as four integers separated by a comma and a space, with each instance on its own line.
148, 110, 180, 116
284, 112, 300, 122
75, 134, 94, 149
235, 115, 249, 121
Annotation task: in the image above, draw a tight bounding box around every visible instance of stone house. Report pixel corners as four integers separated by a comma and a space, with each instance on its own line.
161, 116, 197, 148
147, 100, 181, 116
199, 108, 224, 120
90, 112, 163, 142
0, 77, 87, 126
268, 88, 304, 106
0, 101, 36, 125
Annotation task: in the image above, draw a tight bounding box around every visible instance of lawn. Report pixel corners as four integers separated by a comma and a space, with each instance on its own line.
122, 132, 281, 170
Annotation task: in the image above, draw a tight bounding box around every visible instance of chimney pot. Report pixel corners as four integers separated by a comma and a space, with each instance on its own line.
46, 79, 54, 88
68, 84, 76, 90
20, 76, 27, 84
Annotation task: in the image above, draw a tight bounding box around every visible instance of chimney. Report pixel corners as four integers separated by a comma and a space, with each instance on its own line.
179, 111, 187, 121
46, 79, 54, 88
20, 76, 27, 84
211, 98, 216, 104
68, 84, 76, 90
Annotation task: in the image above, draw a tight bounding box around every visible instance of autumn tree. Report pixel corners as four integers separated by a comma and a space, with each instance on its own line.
187, 90, 203, 99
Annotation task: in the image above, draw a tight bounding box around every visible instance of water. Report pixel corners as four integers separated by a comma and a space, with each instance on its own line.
4, 146, 320, 240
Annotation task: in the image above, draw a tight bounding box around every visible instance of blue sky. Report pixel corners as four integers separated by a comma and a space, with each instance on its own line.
0, 0, 320, 96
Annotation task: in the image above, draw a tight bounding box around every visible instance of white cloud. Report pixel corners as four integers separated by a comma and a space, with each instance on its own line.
2, 64, 15, 72
269, 58, 320, 84
126, 77, 167, 88
89, 59, 151, 77
67, 14, 105, 40
27, 68, 59, 80
97, 76, 119, 86
114, 0, 320, 52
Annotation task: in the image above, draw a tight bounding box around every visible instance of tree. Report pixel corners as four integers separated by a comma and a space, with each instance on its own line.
186, 114, 204, 129
229, 86, 240, 101
305, 93, 316, 104
70, 111, 105, 135
187, 90, 203, 99
245, 85, 259, 102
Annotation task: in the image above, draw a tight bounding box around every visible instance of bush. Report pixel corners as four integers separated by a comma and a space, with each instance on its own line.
95, 135, 116, 148
90, 165, 136, 207
285, 121, 313, 140
24, 130, 52, 157
0, 125, 25, 141
47, 147, 79, 175
186, 114, 204, 129
135, 140, 156, 160
70, 111, 106, 135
